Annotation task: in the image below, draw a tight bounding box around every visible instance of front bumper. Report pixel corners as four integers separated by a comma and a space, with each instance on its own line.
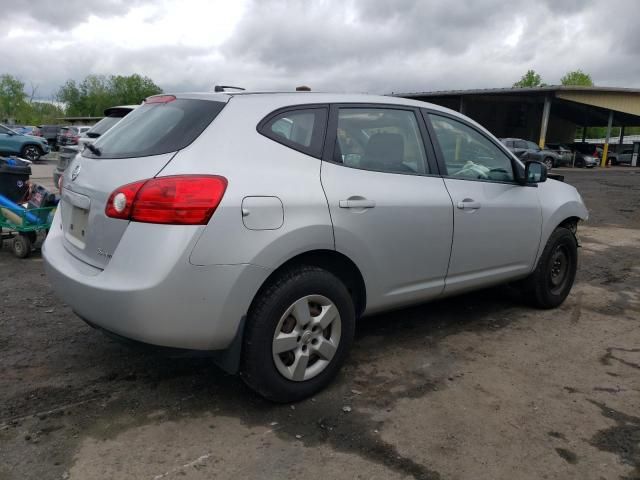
43, 211, 271, 350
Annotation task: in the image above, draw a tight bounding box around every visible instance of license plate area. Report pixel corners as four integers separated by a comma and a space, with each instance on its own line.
65, 206, 90, 249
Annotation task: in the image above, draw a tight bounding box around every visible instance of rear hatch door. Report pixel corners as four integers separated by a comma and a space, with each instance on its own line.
59, 96, 226, 269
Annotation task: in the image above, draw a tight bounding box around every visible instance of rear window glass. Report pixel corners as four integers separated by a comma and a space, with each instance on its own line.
83, 99, 225, 159
86, 115, 124, 137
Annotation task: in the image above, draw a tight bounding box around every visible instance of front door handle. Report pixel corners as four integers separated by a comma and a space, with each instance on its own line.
339, 199, 376, 209
456, 199, 481, 210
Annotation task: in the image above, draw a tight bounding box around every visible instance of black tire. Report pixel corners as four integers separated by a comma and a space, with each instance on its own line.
544, 157, 554, 170
241, 266, 356, 403
21, 145, 42, 162
521, 227, 578, 309
12, 234, 32, 259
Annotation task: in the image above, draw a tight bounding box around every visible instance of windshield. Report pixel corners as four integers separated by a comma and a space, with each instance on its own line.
83, 98, 225, 159
0, 125, 19, 135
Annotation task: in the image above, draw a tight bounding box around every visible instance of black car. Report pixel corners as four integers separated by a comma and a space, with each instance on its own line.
500, 138, 563, 169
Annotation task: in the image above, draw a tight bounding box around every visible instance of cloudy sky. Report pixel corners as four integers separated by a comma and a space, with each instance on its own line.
1, 0, 639, 99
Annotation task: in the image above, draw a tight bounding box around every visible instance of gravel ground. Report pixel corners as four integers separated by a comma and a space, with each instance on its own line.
0, 168, 638, 480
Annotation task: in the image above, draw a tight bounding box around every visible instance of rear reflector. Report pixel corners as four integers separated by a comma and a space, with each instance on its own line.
105, 175, 227, 225
145, 95, 176, 104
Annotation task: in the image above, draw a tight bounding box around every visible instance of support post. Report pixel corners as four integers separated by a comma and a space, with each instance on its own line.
459, 96, 466, 115
619, 125, 625, 146
582, 126, 587, 142
539, 95, 551, 149
602, 111, 613, 167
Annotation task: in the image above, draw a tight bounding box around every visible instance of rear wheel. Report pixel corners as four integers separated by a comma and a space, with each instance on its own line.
520, 227, 577, 309
12, 234, 32, 259
544, 157, 554, 170
21, 145, 42, 162
241, 266, 355, 402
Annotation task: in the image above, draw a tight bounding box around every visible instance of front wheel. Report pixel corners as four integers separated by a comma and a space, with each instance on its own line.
241, 266, 355, 402
21, 145, 42, 162
520, 227, 578, 309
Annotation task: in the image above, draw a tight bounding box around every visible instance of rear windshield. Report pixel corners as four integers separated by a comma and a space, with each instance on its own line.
83, 99, 225, 159
86, 115, 126, 138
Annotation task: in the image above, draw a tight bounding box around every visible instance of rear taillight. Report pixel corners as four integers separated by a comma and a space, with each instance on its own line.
105, 175, 227, 225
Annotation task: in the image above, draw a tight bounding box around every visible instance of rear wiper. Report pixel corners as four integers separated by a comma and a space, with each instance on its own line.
85, 143, 102, 156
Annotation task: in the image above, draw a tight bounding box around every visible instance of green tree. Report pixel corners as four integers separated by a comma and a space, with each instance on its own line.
110, 74, 162, 105
513, 69, 545, 88
0, 74, 28, 122
561, 70, 594, 86
22, 101, 65, 125
57, 74, 162, 116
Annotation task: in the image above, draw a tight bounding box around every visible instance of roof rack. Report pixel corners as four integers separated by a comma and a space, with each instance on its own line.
214, 85, 246, 92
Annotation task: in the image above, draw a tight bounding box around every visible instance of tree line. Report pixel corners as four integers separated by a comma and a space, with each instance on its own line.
512, 69, 594, 88
0, 73, 162, 125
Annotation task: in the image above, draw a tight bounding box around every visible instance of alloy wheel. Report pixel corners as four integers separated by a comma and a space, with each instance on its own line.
22, 146, 40, 162
272, 294, 342, 382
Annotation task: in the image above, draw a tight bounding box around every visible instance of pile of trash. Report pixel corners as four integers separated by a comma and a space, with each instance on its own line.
0, 156, 58, 226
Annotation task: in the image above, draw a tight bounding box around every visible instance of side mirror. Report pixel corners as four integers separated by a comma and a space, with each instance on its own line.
525, 161, 547, 184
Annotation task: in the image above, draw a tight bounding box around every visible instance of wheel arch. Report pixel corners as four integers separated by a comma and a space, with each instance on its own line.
21, 142, 44, 154
557, 215, 581, 234
251, 249, 367, 318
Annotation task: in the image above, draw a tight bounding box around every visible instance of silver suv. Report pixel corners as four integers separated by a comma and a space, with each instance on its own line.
43, 92, 588, 402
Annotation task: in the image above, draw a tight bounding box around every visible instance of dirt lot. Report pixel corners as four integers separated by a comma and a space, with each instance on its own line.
1, 168, 638, 480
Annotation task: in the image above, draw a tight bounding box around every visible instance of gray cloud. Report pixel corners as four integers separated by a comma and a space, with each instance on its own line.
1, 0, 149, 30
1, 0, 639, 101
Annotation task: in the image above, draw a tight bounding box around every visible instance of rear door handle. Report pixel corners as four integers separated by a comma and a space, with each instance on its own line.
339, 199, 376, 209
456, 200, 481, 210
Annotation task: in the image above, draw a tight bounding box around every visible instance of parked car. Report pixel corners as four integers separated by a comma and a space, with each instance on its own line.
54, 106, 137, 187
10, 125, 39, 136
56, 126, 91, 147
43, 92, 588, 402
38, 125, 62, 149
0, 123, 50, 161
571, 143, 600, 168
608, 147, 634, 166
545, 143, 573, 165
500, 138, 564, 169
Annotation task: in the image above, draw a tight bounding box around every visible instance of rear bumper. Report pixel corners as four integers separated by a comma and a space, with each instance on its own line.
43, 211, 271, 350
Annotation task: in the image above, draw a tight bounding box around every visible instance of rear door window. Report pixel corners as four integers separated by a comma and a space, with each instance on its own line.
83, 98, 225, 159
333, 107, 428, 175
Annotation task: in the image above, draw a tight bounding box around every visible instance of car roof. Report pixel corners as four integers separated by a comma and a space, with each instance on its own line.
168, 91, 456, 111
163, 90, 484, 126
